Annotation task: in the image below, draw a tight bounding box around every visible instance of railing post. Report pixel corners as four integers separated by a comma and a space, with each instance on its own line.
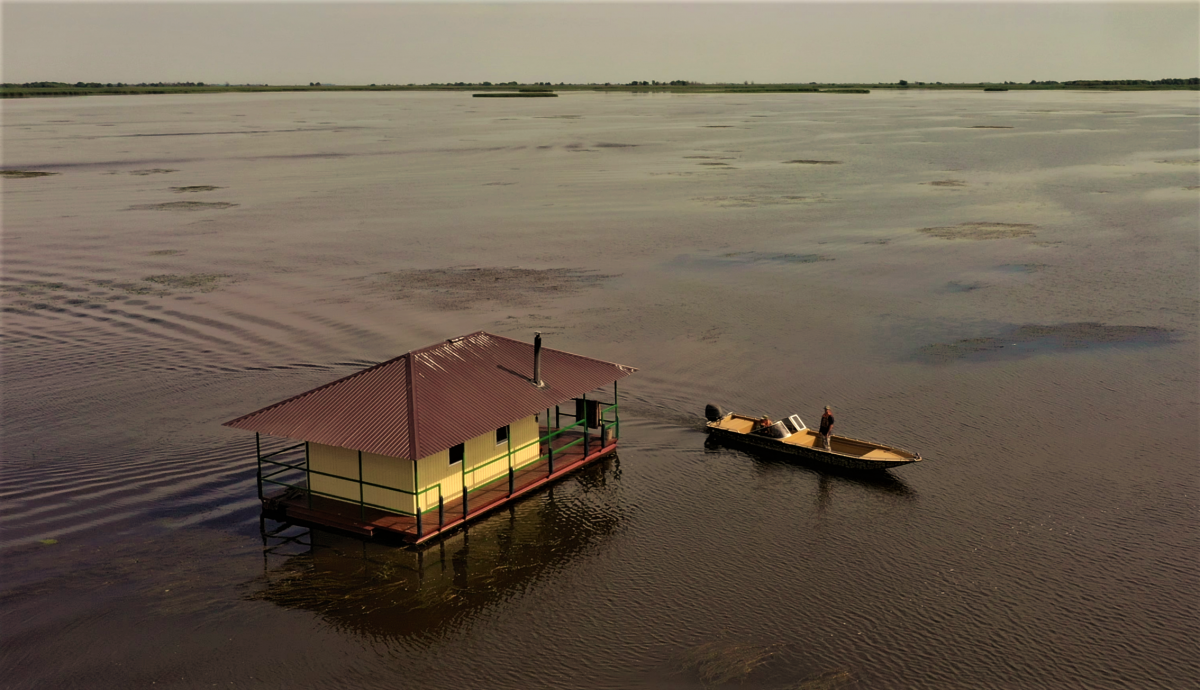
614, 381, 620, 440
255, 433, 263, 501
358, 450, 365, 519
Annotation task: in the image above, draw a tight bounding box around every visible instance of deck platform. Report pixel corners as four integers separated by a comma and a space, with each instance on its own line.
262, 428, 617, 544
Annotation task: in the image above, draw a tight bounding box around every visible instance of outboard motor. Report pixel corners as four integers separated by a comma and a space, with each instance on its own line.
705, 403, 725, 422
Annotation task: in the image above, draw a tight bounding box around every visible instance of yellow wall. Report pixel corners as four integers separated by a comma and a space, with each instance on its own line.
414, 415, 540, 512
309, 443, 416, 515
306, 415, 541, 516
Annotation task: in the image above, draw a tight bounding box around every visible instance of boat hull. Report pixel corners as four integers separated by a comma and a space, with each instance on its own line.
705, 425, 918, 472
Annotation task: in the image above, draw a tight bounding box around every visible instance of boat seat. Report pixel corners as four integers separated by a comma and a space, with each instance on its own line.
782, 431, 817, 447
859, 448, 904, 460
719, 417, 756, 434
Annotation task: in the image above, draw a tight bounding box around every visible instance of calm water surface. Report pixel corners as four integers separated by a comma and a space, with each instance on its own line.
2, 90, 1197, 689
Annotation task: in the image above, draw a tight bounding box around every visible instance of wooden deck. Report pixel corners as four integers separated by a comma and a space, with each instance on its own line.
262, 427, 617, 544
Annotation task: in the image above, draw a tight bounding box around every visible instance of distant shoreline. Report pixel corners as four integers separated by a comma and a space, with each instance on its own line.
3, 80, 1197, 99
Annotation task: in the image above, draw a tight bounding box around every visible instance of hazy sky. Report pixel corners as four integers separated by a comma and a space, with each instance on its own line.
3, 3, 1197, 85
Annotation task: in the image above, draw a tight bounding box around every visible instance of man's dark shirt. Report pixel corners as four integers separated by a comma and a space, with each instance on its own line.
819, 413, 834, 435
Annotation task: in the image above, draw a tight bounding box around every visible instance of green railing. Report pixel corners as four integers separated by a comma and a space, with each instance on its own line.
255, 390, 620, 539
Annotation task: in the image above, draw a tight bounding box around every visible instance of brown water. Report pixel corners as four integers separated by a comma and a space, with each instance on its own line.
2, 90, 1197, 689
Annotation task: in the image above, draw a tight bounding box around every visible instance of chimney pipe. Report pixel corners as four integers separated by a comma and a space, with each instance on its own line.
532, 332, 544, 388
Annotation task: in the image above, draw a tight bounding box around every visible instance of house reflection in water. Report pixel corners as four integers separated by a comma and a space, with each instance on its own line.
248, 457, 622, 640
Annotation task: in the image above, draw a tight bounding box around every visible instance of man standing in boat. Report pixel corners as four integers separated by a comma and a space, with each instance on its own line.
818, 406, 835, 451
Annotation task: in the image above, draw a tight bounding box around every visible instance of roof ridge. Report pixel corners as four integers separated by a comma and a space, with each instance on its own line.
482, 331, 639, 372
405, 352, 417, 461
222, 353, 408, 428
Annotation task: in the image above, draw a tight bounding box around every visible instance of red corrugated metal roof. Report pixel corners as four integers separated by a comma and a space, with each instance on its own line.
224, 332, 636, 459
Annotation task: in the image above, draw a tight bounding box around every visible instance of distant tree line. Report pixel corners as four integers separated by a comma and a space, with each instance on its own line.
1060, 78, 1199, 86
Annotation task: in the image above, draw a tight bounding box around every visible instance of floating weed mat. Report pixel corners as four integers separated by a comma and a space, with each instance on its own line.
128, 168, 178, 175
1, 170, 59, 178
968, 125, 1014, 129
783, 159, 842, 165
679, 640, 782, 686
918, 322, 1175, 363
142, 273, 232, 292
170, 185, 223, 193
364, 267, 615, 310
790, 670, 853, 689
918, 222, 1036, 240
694, 195, 828, 208
925, 179, 967, 187
128, 201, 237, 211
147, 249, 186, 256
1156, 158, 1200, 166
722, 251, 834, 264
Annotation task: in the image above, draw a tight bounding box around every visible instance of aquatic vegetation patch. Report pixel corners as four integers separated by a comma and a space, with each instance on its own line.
946, 280, 986, 292
783, 159, 842, 165
148, 249, 186, 256
722, 251, 834, 264
128, 201, 238, 211
918, 222, 1037, 240
128, 168, 178, 175
794, 670, 854, 689
170, 185, 223, 193
925, 179, 967, 187
679, 640, 781, 686
1, 280, 68, 295
968, 125, 1014, 129
595, 142, 638, 148
694, 194, 826, 208
918, 322, 1175, 363
1156, 158, 1199, 166
1, 170, 59, 178
365, 267, 615, 310
142, 273, 232, 292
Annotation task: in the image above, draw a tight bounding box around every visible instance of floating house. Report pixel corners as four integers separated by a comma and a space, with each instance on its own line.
225, 331, 635, 543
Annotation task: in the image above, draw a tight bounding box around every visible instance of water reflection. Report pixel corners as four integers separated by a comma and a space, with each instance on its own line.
703, 435, 916, 502
248, 458, 622, 640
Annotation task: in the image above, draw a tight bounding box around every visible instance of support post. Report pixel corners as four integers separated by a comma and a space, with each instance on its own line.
615, 381, 620, 440
462, 457, 468, 519
583, 394, 589, 457
415, 458, 422, 537
547, 407, 554, 476
305, 442, 312, 508
255, 433, 263, 501
358, 450, 365, 519
438, 492, 444, 528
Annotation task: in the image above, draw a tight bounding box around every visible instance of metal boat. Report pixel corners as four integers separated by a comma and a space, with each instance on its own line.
704, 404, 922, 471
